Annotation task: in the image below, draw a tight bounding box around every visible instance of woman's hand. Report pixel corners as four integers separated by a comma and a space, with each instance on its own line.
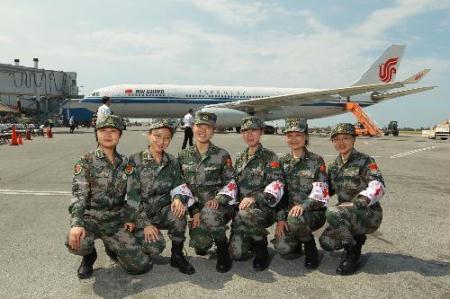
288, 205, 304, 217
68, 226, 86, 250
171, 198, 186, 218
144, 225, 160, 243
239, 197, 255, 210
191, 212, 201, 228
205, 198, 219, 210
275, 221, 289, 238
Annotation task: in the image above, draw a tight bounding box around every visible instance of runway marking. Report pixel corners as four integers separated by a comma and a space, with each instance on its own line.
0, 189, 71, 196
390, 146, 437, 159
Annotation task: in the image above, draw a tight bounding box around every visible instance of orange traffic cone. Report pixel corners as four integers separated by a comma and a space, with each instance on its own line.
10, 125, 19, 146
47, 127, 53, 138
26, 128, 32, 140
18, 133, 23, 145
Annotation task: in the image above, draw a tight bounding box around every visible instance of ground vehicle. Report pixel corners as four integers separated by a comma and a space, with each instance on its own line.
429, 120, 450, 140
346, 102, 383, 137
384, 121, 399, 136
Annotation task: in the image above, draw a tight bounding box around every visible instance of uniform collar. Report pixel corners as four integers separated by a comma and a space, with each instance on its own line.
247, 143, 262, 156
335, 148, 359, 166
95, 147, 122, 166
193, 142, 218, 159
289, 148, 309, 163
143, 148, 170, 166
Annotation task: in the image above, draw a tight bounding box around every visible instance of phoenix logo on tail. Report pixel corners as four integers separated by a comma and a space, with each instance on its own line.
379, 57, 398, 82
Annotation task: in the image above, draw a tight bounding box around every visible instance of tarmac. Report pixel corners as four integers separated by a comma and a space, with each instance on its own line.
0, 127, 449, 298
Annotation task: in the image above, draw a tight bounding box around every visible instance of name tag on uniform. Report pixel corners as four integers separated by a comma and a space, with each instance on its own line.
299, 170, 313, 178
343, 167, 359, 176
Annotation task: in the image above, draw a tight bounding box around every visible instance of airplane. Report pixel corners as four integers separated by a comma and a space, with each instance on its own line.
80, 44, 435, 129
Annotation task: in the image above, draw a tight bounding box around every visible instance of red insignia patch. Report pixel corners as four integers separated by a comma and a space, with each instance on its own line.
227, 182, 237, 191
73, 164, 82, 175
368, 163, 378, 170
125, 164, 134, 175
270, 161, 280, 168
319, 164, 326, 172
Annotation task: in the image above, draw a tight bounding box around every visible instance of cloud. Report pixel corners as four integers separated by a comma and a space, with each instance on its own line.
0, 34, 12, 45
351, 0, 450, 37
190, 0, 269, 26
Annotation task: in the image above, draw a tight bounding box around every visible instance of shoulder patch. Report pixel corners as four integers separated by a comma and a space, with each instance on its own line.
368, 162, 378, 170
124, 164, 134, 175
270, 161, 280, 168
74, 164, 83, 176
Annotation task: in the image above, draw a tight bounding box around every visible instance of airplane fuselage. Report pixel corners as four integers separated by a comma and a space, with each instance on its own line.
81, 84, 374, 127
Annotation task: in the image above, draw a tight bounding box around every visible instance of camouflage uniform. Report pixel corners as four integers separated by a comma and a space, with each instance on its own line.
66, 116, 150, 274
129, 148, 196, 255
178, 112, 235, 252
319, 123, 385, 251
273, 149, 328, 255
229, 117, 285, 260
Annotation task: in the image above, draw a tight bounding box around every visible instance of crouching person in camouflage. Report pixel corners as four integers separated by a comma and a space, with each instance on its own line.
229, 116, 284, 271
128, 119, 197, 275
273, 118, 328, 269
66, 115, 152, 279
319, 123, 385, 275
178, 112, 235, 273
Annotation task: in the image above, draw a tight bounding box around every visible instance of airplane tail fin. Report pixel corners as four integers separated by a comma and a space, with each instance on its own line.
353, 44, 406, 86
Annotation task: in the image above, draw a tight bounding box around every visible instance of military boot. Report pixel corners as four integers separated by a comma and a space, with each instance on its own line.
303, 237, 319, 269
280, 242, 303, 260
194, 248, 208, 256
215, 241, 232, 273
105, 246, 118, 262
252, 239, 270, 271
170, 241, 195, 275
354, 234, 367, 260
77, 248, 97, 279
336, 244, 359, 275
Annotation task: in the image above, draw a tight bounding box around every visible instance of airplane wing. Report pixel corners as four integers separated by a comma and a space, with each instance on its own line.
371, 86, 436, 101
204, 71, 431, 113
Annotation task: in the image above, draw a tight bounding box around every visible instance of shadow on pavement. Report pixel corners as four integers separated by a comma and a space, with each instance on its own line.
318, 251, 449, 276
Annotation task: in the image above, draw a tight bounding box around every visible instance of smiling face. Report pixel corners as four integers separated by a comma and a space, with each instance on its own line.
96, 127, 121, 150
241, 129, 263, 147
193, 124, 214, 144
148, 127, 172, 154
285, 131, 307, 151
331, 133, 355, 156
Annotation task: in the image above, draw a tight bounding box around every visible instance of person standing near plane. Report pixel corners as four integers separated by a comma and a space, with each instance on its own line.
319, 123, 385, 275
178, 111, 235, 273
66, 115, 151, 279
69, 115, 76, 134
181, 108, 194, 149
96, 96, 112, 124
229, 116, 284, 271
272, 118, 328, 269
127, 119, 197, 275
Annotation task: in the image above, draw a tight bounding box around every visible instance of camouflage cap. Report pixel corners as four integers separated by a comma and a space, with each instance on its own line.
95, 115, 125, 131
148, 118, 177, 135
194, 111, 217, 127
331, 123, 356, 138
283, 118, 308, 134
241, 116, 263, 131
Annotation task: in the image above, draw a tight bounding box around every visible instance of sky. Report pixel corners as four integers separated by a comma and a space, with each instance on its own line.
0, 0, 448, 128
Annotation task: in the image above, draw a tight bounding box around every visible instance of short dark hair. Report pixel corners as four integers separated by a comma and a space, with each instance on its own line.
188, 109, 193, 113
102, 96, 111, 104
